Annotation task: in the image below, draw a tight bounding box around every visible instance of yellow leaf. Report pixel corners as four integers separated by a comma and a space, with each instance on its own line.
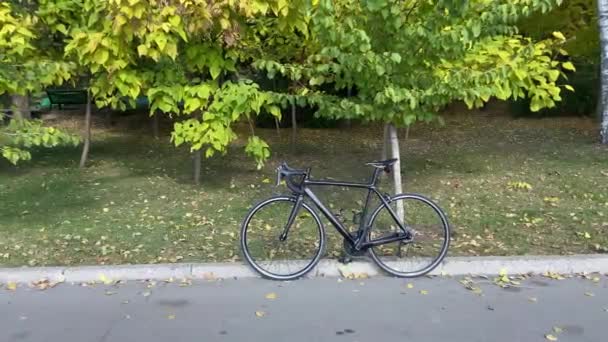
262, 178, 271, 184
553, 326, 563, 334
584, 292, 595, 297
562, 62, 576, 71
407, 283, 414, 289
255, 311, 266, 317
167, 314, 176, 320
545, 334, 558, 341
552, 31, 566, 40
419, 290, 428, 295
98, 274, 113, 285
6, 282, 17, 291
584, 232, 591, 239
528, 297, 538, 303
499, 268, 507, 276
265, 292, 277, 300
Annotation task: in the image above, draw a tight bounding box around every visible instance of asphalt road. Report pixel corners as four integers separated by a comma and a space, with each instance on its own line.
1, 274, 606, 342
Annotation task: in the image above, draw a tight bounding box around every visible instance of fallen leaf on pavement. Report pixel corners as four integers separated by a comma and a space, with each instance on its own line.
255, 311, 266, 318
105, 290, 117, 296
6, 282, 17, 291
419, 290, 428, 295
142, 291, 151, 297
553, 327, 563, 334
407, 283, 414, 289
98, 274, 113, 285
585, 292, 595, 297
528, 297, 538, 303
545, 334, 558, 341
265, 292, 277, 300
167, 314, 176, 320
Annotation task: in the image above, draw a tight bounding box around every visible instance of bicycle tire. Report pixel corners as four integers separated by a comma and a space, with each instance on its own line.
367, 193, 450, 277
240, 195, 325, 280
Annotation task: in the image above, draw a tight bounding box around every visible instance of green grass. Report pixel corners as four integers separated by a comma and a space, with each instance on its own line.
0, 112, 607, 267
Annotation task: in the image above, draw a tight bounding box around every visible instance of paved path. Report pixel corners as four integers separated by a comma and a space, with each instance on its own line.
1, 275, 606, 342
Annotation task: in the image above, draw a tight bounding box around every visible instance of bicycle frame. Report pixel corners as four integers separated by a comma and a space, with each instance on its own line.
284, 168, 409, 251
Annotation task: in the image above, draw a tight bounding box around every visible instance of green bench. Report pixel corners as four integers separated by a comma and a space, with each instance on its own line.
45, 89, 88, 110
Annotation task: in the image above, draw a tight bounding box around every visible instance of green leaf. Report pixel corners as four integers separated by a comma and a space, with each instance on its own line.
94, 49, 109, 65
390, 53, 402, 63
268, 105, 281, 118
137, 44, 148, 56
562, 62, 575, 71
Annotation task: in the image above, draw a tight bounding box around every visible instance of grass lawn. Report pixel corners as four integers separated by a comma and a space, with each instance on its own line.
1, 111, 607, 267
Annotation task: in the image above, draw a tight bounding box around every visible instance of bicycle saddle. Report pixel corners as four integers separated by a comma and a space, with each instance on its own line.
365, 158, 398, 169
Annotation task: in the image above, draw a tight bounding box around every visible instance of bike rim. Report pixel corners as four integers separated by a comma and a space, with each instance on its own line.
368, 194, 450, 277
241, 197, 324, 280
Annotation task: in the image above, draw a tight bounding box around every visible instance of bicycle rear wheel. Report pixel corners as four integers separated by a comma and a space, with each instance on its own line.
367, 193, 450, 277
240, 196, 325, 280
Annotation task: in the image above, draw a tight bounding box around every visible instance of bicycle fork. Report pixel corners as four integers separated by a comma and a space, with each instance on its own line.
279, 195, 304, 241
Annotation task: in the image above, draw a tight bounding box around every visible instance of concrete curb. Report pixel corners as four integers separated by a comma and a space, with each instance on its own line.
1, 255, 607, 284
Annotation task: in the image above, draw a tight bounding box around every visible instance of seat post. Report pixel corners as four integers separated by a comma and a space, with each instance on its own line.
370, 167, 382, 186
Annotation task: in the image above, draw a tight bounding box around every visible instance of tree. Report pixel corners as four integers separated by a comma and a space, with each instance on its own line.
60, 0, 314, 175
0, 1, 79, 164
257, 0, 572, 211
599, 0, 608, 144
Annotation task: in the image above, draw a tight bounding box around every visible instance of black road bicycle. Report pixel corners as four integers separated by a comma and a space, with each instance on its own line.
240, 159, 450, 280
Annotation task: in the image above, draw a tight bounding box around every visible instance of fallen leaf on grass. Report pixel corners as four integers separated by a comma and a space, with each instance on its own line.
545, 334, 558, 341
255, 311, 266, 318
265, 292, 277, 300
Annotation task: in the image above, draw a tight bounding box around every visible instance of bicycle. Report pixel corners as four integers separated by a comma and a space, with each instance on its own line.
240, 159, 450, 280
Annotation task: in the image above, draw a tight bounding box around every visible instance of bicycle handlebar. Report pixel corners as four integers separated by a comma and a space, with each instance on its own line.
275, 162, 309, 189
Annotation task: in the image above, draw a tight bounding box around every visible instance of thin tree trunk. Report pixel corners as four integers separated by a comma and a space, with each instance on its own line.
79, 90, 92, 168
404, 125, 411, 141
381, 123, 390, 160
345, 87, 352, 128
152, 111, 159, 139
193, 149, 201, 185
599, 0, 608, 144
274, 117, 281, 137
388, 124, 404, 222
11, 94, 31, 120
290, 101, 297, 152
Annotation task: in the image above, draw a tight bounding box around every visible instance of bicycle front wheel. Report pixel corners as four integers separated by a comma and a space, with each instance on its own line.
240, 196, 325, 280
368, 193, 450, 277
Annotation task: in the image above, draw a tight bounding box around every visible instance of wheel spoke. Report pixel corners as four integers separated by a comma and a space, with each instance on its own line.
241, 197, 324, 280
368, 194, 449, 277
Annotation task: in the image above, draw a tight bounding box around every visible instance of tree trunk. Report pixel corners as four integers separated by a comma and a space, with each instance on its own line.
152, 111, 159, 139
11, 94, 31, 120
290, 101, 297, 153
387, 124, 404, 222
79, 90, 92, 168
381, 123, 390, 160
345, 87, 352, 128
193, 149, 201, 185
599, 0, 608, 144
